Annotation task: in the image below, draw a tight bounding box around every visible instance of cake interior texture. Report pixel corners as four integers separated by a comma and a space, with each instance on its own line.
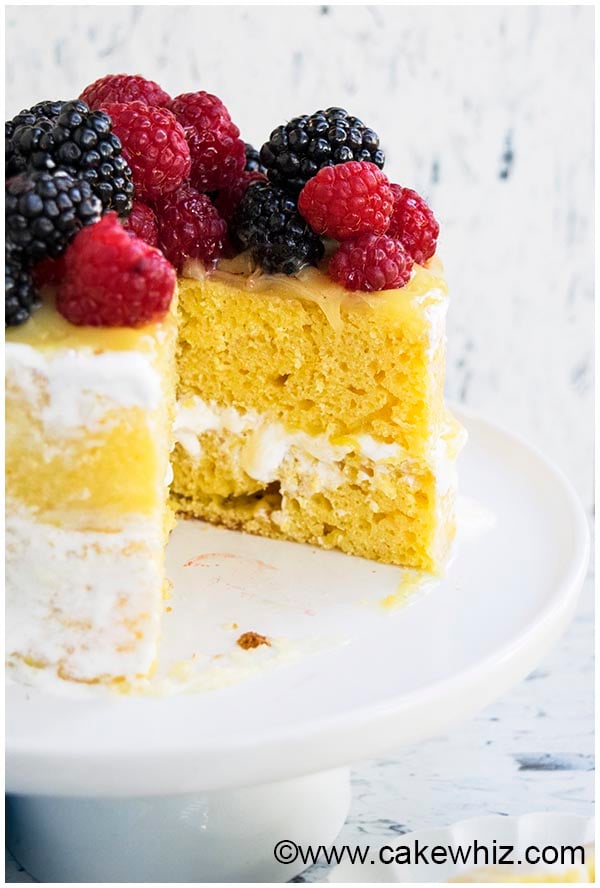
5, 258, 464, 683
173, 259, 463, 571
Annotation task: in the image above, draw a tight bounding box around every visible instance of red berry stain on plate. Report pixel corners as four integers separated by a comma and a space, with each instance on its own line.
183, 552, 277, 571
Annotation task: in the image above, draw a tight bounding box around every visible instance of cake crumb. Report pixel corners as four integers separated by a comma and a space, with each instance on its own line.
236, 631, 271, 650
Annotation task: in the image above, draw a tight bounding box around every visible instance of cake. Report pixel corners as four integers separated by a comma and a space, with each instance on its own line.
5, 75, 465, 685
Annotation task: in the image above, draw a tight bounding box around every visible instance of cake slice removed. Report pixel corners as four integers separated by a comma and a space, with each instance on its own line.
173, 257, 465, 572
5, 299, 177, 683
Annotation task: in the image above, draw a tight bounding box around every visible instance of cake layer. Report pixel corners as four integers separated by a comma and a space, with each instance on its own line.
177, 260, 449, 456
5, 297, 177, 681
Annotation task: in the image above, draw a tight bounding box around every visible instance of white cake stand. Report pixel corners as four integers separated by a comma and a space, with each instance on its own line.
5, 407, 589, 883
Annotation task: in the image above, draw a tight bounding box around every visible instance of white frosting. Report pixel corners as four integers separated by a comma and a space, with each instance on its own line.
5, 342, 162, 433
173, 397, 411, 487
410, 288, 448, 358
240, 424, 290, 482
174, 398, 356, 486
424, 296, 448, 358
173, 397, 463, 500
173, 397, 464, 573
431, 435, 459, 496
355, 435, 401, 462
5, 505, 164, 682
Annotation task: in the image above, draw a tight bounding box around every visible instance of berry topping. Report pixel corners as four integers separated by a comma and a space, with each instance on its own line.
232, 181, 324, 276
5, 248, 40, 327
57, 213, 175, 327
102, 101, 190, 202
328, 233, 413, 292
155, 185, 227, 270
8, 100, 135, 216
6, 170, 102, 264
170, 91, 245, 191
387, 185, 439, 265
260, 107, 385, 194
298, 160, 393, 241
80, 74, 171, 110
244, 143, 265, 173
32, 255, 67, 288
6, 101, 65, 175
213, 170, 267, 223
122, 199, 159, 246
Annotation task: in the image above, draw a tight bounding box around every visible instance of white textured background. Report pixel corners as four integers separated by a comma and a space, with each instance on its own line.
5, 5, 594, 883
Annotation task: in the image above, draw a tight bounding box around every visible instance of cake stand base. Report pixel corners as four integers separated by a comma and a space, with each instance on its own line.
6, 767, 350, 883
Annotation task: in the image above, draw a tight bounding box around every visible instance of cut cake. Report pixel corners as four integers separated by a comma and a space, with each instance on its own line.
5, 76, 465, 685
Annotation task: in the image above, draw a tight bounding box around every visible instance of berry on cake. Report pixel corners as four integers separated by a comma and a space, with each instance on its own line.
5, 73, 465, 687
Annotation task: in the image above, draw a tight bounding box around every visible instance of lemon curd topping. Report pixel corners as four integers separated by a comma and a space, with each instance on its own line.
184, 252, 447, 333
6, 292, 175, 353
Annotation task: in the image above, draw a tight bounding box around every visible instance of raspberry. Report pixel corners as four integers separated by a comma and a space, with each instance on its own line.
387, 186, 439, 265
80, 74, 171, 110
170, 92, 245, 191
57, 213, 175, 326
260, 107, 385, 194
155, 185, 227, 270
102, 101, 190, 201
298, 161, 393, 241
122, 199, 158, 246
6, 170, 102, 264
32, 255, 67, 288
213, 170, 267, 223
231, 181, 324, 275
328, 233, 413, 292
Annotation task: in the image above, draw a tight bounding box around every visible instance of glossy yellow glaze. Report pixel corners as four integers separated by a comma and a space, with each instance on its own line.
6, 291, 171, 353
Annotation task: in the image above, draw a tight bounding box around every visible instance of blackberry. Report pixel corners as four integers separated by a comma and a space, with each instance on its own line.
6, 100, 65, 176
231, 181, 324, 275
6, 170, 102, 264
244, 142, 265, 173
5, 249, 40, 327
260, 107, 385, 193
7, 99, 135, 215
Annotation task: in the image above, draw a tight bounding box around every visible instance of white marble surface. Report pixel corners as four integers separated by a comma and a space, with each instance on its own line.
5, 5, 594, 883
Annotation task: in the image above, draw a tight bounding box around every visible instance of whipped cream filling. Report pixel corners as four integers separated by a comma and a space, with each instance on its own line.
174, 396, 404, 487
6, 342, 162, 433
173, 396, 463, 498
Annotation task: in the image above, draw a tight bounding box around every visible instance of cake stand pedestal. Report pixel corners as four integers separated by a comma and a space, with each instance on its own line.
6, 769, 351, 883
6, 408, 589, 883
